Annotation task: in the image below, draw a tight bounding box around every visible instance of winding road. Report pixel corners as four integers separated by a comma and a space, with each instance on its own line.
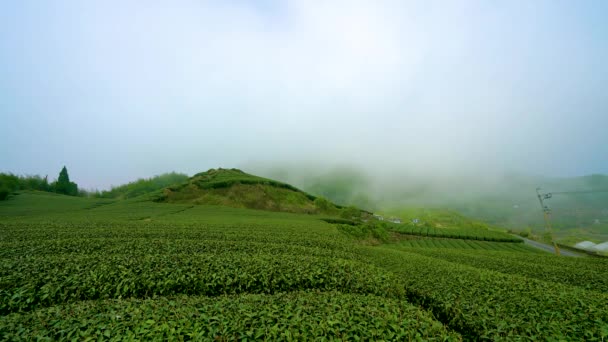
517, 236, 584, 257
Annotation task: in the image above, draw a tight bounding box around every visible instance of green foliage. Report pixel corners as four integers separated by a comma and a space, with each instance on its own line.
403, 248, 608, 293
97, 172, 188, 199
0, 250, 403, 314
320, 217, 357, 225
0, 292, 459, 341
189, 168, 313, 197
381, 207, 521, 242
0, 186, 10, 201
313, 196, 332, 211
338, 222, 390, 243
0, 173, 51, 200
165, 183, 319, 213
159, 168, 350, 214
1, 190, 607, 340
362, 247, 608, 340
340, 205, 361, 219
0, 192, 114, 219
389, 207, 494, 230
388, 238, 540, 253
53, 166, 78, 196
391, 223, 521, 242
0, 173, 19, 192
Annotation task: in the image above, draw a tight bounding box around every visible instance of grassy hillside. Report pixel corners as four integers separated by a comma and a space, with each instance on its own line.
384, 208, 495, 230
266, 167, 608, 244
369, 208, 520, 242
157, 168, 348, 215
0, 190, 114, 219
1, 191, 607, 340
96, 172, 189, 199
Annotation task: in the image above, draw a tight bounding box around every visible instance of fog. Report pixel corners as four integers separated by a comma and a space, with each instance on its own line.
1, 0, 607, 190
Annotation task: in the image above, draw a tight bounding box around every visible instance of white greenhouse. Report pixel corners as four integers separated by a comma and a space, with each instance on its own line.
574, 241, 596, 250
591, 241, 608, 253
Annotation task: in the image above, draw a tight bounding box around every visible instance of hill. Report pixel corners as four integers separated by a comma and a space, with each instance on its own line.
155, 168, 349, 215
256, 166, 608, 244
96, 172, 188, 199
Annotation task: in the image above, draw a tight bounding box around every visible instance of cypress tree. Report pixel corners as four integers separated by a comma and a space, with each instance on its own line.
55, 166, 78, 196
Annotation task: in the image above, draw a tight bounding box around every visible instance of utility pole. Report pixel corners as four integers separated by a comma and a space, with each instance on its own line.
536, 188, 561, 256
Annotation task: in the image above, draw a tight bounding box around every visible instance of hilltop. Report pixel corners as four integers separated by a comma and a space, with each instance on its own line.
154, 168, 351, 215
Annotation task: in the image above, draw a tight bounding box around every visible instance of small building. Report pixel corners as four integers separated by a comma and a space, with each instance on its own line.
373, 214, 384, 221
388, 217, 402, 224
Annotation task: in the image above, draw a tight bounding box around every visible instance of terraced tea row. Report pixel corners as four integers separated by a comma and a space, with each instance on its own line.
362, 247, 608, 340
0, 237, 360, 260
0, 291, 460, 341
406, 248, 608, 293
388, 238, 538, 252
0, 222, 350, 251
391, 225, 520, 242
2, 194, 606, 340
0, 252, 402, 314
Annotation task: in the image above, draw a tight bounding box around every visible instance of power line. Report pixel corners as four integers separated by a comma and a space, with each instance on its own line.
549, 189, 608, 195
534, 187, 608, 256
535, 188, 560, 256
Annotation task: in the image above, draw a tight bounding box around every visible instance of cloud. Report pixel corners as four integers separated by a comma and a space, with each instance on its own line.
0, 0, 606, 188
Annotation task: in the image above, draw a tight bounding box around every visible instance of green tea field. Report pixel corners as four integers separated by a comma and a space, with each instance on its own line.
1, 192, 607, 341
4, 1, 608, 339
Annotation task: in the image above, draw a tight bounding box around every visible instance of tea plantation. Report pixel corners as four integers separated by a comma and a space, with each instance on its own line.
1, 192, 607, 340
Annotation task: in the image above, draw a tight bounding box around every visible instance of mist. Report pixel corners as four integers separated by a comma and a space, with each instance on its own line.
1, 0, 607, 190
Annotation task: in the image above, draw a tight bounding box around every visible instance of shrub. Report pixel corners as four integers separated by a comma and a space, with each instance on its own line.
314, 197, 333, 211
0, 186, 10, 200
340, 206, 361, 219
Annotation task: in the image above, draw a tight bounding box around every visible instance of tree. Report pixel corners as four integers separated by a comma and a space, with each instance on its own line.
0, 173, 19, 201
0, 186, 9, 200
314, 197, 332, 211
340, 206, 361, 220
55, 166, 78, 196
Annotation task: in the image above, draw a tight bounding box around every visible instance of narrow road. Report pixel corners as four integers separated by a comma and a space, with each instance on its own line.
517, 236, 584, 257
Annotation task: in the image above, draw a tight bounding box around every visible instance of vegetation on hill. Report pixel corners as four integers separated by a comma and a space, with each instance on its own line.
96, 172, 188, 199
385, 208, 494, 229
181, 168, 315, 197
157, 168, 351, 215
0, 174, 50, 200
267, 166, 608, 244
0, 166, 79, 200
329, 211, 520, 245
54, 166, 79, 196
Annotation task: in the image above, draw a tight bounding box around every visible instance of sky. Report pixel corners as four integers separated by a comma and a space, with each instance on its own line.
1, 0, 607, 189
